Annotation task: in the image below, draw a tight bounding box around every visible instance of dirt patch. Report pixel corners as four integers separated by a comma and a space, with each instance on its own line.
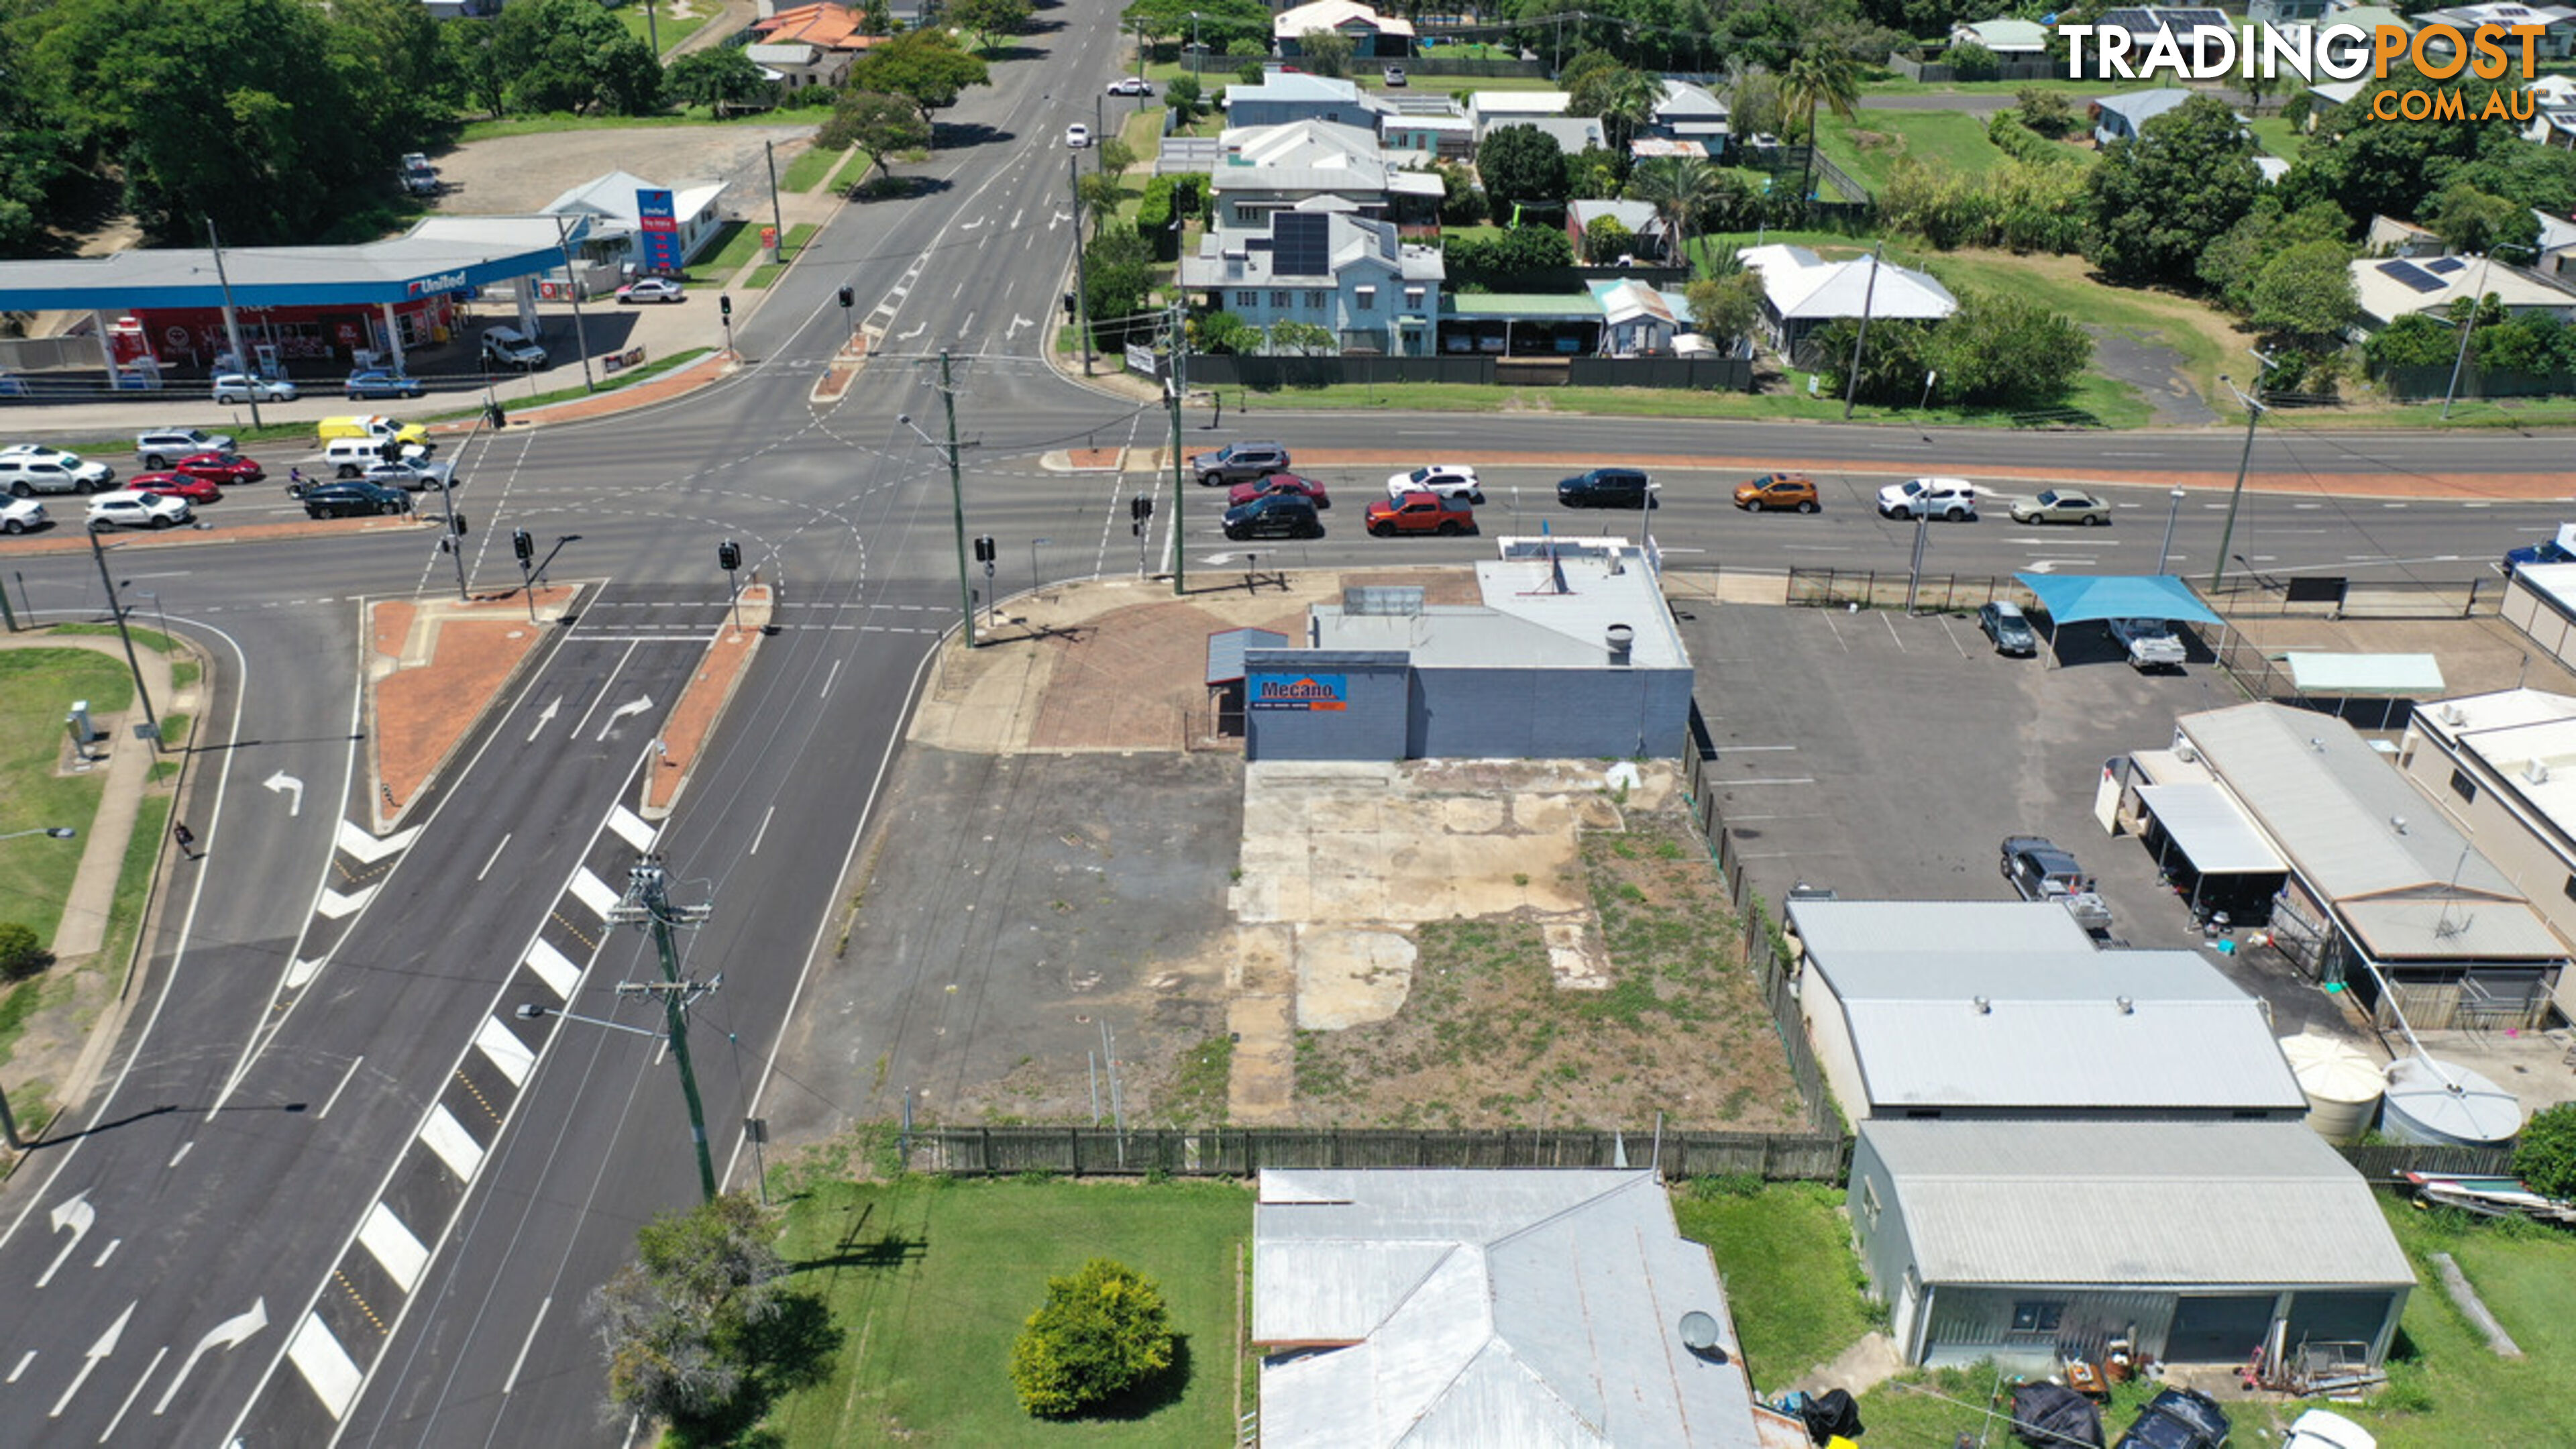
424, 123, 820, 219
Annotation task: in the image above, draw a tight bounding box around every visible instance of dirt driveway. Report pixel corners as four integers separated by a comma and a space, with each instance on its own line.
423, 123, 820, 217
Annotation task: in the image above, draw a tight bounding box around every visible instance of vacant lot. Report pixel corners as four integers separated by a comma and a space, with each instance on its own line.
423, 121, 819, 217
1674, 1181, 1876, 1390
1817, 107, 2010, 190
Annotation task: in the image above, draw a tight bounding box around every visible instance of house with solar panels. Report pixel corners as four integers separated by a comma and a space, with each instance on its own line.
2348, 252, 2576, 336
2077, 7, 2235, 76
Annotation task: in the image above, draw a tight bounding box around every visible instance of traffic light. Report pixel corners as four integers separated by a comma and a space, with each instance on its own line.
513, 528, 533, 564
837, 285, 855, 310
718, 539, 743, 572
973, 535, 996, 564
448, 512, 470, 537
719, 293, 733, 319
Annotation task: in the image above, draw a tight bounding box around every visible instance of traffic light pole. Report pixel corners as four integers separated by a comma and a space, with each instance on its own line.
86, 524, 162, 751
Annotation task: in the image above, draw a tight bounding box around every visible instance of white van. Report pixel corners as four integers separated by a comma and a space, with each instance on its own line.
325, 437, 425, 477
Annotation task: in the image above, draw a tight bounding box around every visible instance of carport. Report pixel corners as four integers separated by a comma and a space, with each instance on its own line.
2015, 573, 2222, 666
2136, 781, 2286, 926
2280, 652, 2445, 731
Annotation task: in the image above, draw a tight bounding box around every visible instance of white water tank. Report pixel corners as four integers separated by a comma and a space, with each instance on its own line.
2279, 1034, 2384, 1143
2381, 1057, 2525, 1148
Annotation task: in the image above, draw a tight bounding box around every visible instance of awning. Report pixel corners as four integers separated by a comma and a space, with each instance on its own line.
1207, 627, 1288, 686
2282, 653, 2445, 694
2016, 573, 2223, 627
2139, 783, 2284, 874
2341, 898, 2566, 962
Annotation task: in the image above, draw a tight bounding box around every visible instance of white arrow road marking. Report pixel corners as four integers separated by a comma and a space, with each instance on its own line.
1051, 209, 1073, 229
525, 694, 560, 743
49, 1301, 133, 1417
596, 695, 653, 741
956, 311, 976, 339
285, 1313, 362, 1419
568, 868, 621, 919
262, 771, 304, 816
335, 818, 421, 865
358, 1204, 430, 1292
284, 957, 327, 989
38, 1191, 93, 1287
898, 323, 926, 341
316, 884, 379, 920
1006, 315, 1033, 339
960, 216, 984, 229
606, 805, 656, 853
524, 939, 580, 999
154, 1298, 268, 1415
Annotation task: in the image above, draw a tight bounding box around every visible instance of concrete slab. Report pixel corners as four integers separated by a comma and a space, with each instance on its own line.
1294, 927, 1418, 1028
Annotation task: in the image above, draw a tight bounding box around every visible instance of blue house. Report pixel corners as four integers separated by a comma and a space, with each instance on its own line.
2090, 87, 2198, 146
1181, 205, 1444, 356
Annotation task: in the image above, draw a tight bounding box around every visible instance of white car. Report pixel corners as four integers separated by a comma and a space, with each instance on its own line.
212, 373, 298, 404
0, 452, 115, 496
1386, 464, 1483, 502
2282, 1410, 2375, 1449
2108, 616, 2188, 669
360, 458, 455, 492
1065, 123, 1092, 148
617, 277, 686, 305
1106, 76, 1152, 96
86, 490, 192, 530
1876, 476, 1978, 521
0, 443, 76, 464
0, 496, 46, 533
136, 427, 235, 468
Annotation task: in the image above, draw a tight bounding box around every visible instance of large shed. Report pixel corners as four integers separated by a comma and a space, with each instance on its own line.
1849, 1120, 2414, 1370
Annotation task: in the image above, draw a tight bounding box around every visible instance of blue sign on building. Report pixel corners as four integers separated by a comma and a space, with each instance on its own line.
1250, 674, 1347, 711
636, 189, 681, 274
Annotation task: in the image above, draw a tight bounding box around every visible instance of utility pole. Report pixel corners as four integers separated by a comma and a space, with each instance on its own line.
1841, 241, 1884, 421
765, 140, 788, 265
2210, 376, 2265, 596
551, 214, 596, 392
897, 357, 980, 648
604, 857, 718, 1203
1069, 155, 1093, 374
205, 217, 262, 431
1168, 294, 1187, 595
2441, 244, 2531, 421
2156, 486, 2186, 575
85, 525, 162, 751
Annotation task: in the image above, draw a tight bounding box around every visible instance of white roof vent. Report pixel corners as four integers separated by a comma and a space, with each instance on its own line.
2528, 759, 2552, 785
2440, 703, 2467, 725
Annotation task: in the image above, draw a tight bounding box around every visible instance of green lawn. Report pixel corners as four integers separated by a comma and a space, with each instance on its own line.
779, 144, 841, 193
684, 218, 759, 285
612, 0, 708, 54
95, 794, 170, 998
1817, 107, 2010, 191
740, 222, 822, 289
2250, 115, 2304, 159
1675, 1182, 1876, 1391
760, 1175, 1252, 1446
0, 649, 133, 951
456, 113, 738, 144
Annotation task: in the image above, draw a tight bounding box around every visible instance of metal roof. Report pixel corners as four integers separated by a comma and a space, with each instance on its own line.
1862, 1121, 2416, 1288
1254, 1169, 1762, 1448
2282, 653, 2446, 694
2339, 898, 2567, 962
0, 217, 590, 311
1783, 900, 2104, 979
1843, 997, 2308, 1112
2137, 783, 2284, 874
1209, 627, 1289, 686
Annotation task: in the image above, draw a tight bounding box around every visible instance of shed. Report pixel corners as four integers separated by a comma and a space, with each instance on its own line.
1849, 1120, 2414, 1370
1208, 627, 1288, 736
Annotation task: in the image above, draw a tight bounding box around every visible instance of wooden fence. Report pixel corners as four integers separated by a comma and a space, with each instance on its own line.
902, 1124, 1850, 1180
2333, 1142, 2516, 1183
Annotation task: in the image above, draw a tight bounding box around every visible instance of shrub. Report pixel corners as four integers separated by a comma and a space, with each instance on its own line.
2516, 1102, 2576, 1199
1947, 41, 1999, 81
1008, 1258, 1177, 1417
2016, 87, 2079, 138
0, 922, 49, 981
1583, 214, 1635, 262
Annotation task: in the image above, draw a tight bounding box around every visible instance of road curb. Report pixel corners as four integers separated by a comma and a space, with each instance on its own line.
365, 586, 582, 834
640, 583, 774, 820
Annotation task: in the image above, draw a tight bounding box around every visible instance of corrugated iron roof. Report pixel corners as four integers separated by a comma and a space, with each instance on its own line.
1844, 998, 2307, 1112
1208, 627, 1289, 686
2137, 782, 2284, 874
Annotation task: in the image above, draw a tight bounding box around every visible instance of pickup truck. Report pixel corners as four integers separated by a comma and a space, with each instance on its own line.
2001, 836, 2114, 934
2107, 616, 2187, 670
2505, 523, 2576, 576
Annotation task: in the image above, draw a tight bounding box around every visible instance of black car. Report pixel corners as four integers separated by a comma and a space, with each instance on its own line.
1557, 467, 1655, 508
296, 480, 413, 519
1191, 440, 1291, 486
1222, 492, 1322, 540
2114, 1388, 2229, 1449
1978, 600, 2037, 656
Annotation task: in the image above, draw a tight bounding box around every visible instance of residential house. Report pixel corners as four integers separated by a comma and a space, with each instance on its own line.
1849, 1120, 2415, 1369
1511, 116, 1607, 157
1649, 78, 1731, 157
2530, 74, 2576, 150
2538, 207, 2576, 274
1273, 0, 1416, 58
1181, 205, 1443, 358
1378, 93, 1474, 162
2364, 215, 2447, 258
1566, 199, 1666, 260
1464, 91, 1574, 142
1782, 899, 2310, 1124
1206, 120, 1444, 233
2398, 688, 2576, 1019
540, 170, 728, 274
2348, 252, 2576, 333
2082, 7, 2237, 75
1735, 243, 1959, 358
1589, 277, 1698, 355
2090, 87, 2201, 146
1252, 1169, 1775, 1447
746, 42, 851, 92
751, 2, 881, 55
1224, 70, 1391, 130
2415, 1, 2576, 60
1949, 17, 2051, 54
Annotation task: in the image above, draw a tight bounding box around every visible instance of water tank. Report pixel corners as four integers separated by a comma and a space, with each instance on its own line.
2380, 1057, 2525, 1148
2277, 1034, 2384, 1143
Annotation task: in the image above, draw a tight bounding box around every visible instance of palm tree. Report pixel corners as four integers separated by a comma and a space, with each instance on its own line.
1627, 156, 1720, 270
1600, 67, 1667, 158
1783, 46, 1862, 211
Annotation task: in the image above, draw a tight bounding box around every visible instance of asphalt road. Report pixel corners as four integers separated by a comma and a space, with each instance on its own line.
0, 3, 2573, 1444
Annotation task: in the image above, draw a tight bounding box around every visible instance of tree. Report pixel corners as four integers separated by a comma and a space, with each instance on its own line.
1433, 161, 1488, 225
1727, 68, 1789, 145
851, 28, 993, 124
1165, 74, 1203, 121
1566, 145, 1624, 201
441, 18, 510, 119
1120, 0, 1269, 55
2477, 313, 2576, 375
1625, 156, 1722, 267
2420, 181, 2542, 258
1081, 227, 1155, 349
1077, 172, 1125, 234
1598, 66, 1667, 158
2246, 239, 2359, 351
859, 0, 894, 34
1010, 1258, 1177, 1417
666, 47, 773, 113
1583, 214, 1634, 263
2516, 1102, 2576, 1200
1099, 138, 1137, 176
2196, 199, 2353, 315
2362, 312, 2461, 370
1295, 30, 1353, 78
2017, 87, 2078, 139
1558, 48, 1626, 115
1269, 319, 1338, 355
1783, 46, 1862, 207
1684, 272, 1766, 349
1193, 310, 1258, 354
1476, 125, 1568, 210
594, 1193, 812, 1438
1946, 40, 1998, 82
0, 922, 50, 982
817, 90, 930, 192
2084, 95, 2261, 288
949, 0, 1034, 53
492, 0, 663, 115
1922, 288, 2091, 406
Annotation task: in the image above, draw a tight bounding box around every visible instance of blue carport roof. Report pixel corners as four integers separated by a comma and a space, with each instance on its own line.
2015, 573, 2222, 627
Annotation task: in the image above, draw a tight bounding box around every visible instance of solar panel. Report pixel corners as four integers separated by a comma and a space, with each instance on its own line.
1273, 211, 1331, 278
2377, 260, 2447, 294
2425, 256, 2467, 274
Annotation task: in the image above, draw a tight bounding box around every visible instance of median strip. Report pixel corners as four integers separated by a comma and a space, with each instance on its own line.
641, 584, 771, 819
366, 587, 578, 830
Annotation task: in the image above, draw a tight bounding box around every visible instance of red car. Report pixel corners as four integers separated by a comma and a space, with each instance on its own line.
1227, 472, 1330, 511
1366, 490, 1474, 537
126, 470, 223, 503
174, 451, 262, 484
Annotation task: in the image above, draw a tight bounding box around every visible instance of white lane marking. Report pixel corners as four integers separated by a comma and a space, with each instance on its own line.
99, 1342, 164, 1440
153, 1298, 268, 1416
566, 640, 641, 739
1722, 777, 1820, 786
417, 1104, 486, 1183
820, 658, 842, 698
525, 939, 580, 999
502, 1297, 552, 1395
316, 884, 379, 920
1717, 745, 1801, 751
262, 771, 305, 816
319, 1055, 364, 1119
284, 958, 326, 989
749, 805, 776, 857
167, 1141, 193, 1169
606, 805, 656, 853
6, 1350, 30, 1383
285, 1313, 364, 1419
39, 1192, 93, 1287
474, 1015, 535, 1087
596, 695, 654, 742
476, 833, 512, 882
335, 818, 420, 865
358, 1203, 431, 1292
92, 1237, 119, 1268
569, 868, 621, 919
525, 695, 561, 742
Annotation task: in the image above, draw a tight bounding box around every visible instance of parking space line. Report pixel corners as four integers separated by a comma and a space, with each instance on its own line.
1878, 613, 1904, 649
1721, 777, 1819, 786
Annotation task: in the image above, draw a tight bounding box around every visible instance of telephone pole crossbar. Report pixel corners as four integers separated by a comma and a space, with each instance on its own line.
605, 857, 721, 1202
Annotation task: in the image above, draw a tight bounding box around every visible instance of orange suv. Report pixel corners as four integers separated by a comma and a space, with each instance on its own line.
1366, 490, 1475, 537
1735, 472, 1819, 513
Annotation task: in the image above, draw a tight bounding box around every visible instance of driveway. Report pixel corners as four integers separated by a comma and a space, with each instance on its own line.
2087, 324, 2220, 427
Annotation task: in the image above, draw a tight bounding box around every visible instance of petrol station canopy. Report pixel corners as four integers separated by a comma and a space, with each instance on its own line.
0, 216, 590, 311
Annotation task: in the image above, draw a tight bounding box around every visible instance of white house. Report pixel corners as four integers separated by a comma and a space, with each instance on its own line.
2090, 87, 2200, 146
1273, 0, 1416, 58
1208, 119, 1444, 232
1224, 70, 1390, 130
540, 170, 728, 274
1181, 205, 1444, 356
1464, 91, 1573, 141
2349, 252, 2576, 333
2530, 74, 2576, 150
1736, 243, 1959, 356
1950, 17, 2051, 53
745, 42, 851, 92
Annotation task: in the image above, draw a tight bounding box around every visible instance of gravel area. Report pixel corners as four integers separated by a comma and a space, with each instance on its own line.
423, 123, 822, 218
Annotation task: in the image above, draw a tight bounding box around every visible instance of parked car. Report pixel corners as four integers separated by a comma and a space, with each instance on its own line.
359, 458, 455, 492
479, 326, 549, 370
1735, 472, 1818, 513
1383, 64, 1408, 85
2009, 487, 2112, 526
1367, 490, 1476, 537
1106, 76, 1153, 95
617, 277, 686, 305
2504, 522, 2576, 575
2114, 1387, 2230, 1449
1877, 476, 1978, 521
174, 451, 262, 484
1227, 473, 1329, 510
1385, 464, 1483, 502
85, 490, 191, 530
0, 496, 46, 534
1977, 600, 2037, 656
296, 480, 413, 519
2280, 1409, 2373, 1449
0, 452, 115, 496
0, 444, 77, 464
1191, 440, 1291, 486
1557, 467, 1654, 508
343, 368, 426, 400
2108, 616, 2188, 670
136, 427, 233, 469
125, 471, 224, 504
212, 372, 299, 405
2000, 835, 2114, 934
1065, 123, 1092, 148
1221, 492, 1322, 541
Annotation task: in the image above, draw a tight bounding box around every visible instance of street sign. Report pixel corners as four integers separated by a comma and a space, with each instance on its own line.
1124, 343, 1158, 376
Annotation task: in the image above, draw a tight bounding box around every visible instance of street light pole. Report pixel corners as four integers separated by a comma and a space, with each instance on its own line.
2156, 486, 2186, 575
1069, 155, 1093, 374
551, 213, 596, 393
1168, 294, 1188, 596
86, 525, 161, 751
2441, 243, 2532, 421
1030, 537, 1051, 602
602, 857, 719, 1203
205, 216, 263, 431
2210, 376, 2265, 596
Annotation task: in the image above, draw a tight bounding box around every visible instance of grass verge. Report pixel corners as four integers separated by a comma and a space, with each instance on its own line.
741, 222, 822, 289
683, 218, 757, 284
759, 1175, 1250, 1446
502, 347, 716, 412
455, 113, 736, 144
48, 622, 180, 654
1674, 1179, 1876, 1391
96, 794, 170, 997
0, 649, 132, 948
780, 144, 840, 193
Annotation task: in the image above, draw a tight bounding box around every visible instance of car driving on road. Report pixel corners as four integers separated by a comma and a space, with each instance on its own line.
1222, 492, 1322, 540
358, 458, 455, 492
1878, 476, 1978, 520
0, 496, 46, 533
1366, 490, 1475, 537
2008, 487, 2111, 526
86, 490, 191, 530
1557, 467, 1654, 508
1734, 472, 1818, 512
1065, 123, 1092, 148
136, 427, 234, 468
1106, 76, 1153, 95
126, 470, 225, 504
1191, 440, 1290, 486
0, 451, 115, 496
1227, 473, 1329, 510
1385, 464, 1482, 502
172, 451, 262, 484
295, 480, 413, 519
